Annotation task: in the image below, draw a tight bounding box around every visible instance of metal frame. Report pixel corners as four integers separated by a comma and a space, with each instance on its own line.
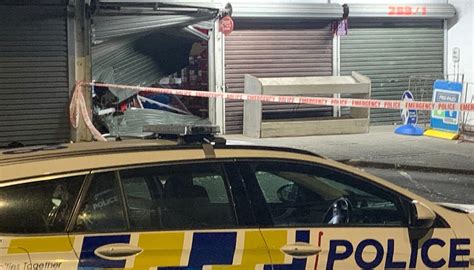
66, 173, 93, 232
332, 34, 341, 117
95, 1, 223, 16
230, 3, 342, 19
212, 18, 226, 133
116, 170, 131, 230
67, 3, 76, 105
208, 20, 216, 126
443, 19, 448, 78
97, 0, 222, 10
459, 82, 474, 142
219, 29, 226, 134
0, 171, 90, 188
184, 25, 210, 41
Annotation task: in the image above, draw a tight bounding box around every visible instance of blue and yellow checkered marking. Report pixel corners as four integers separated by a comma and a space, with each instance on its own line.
131, 231, 185, 269
188, 232, 237, 268
8, 236, 74, 254
265, 230, 310, 270
79, 234, 131, 268
158, 232, 237, 270
10, 230, 310, 269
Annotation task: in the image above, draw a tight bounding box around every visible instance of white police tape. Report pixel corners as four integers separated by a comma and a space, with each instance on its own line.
70, 81, 474, 141
70, 81, 107, 142
89, 82, 474, 112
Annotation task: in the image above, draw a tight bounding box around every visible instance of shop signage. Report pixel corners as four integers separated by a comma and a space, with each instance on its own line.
430, 80, 463, 132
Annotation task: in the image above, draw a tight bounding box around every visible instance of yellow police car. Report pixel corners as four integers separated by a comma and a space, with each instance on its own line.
0, 125, 472, 269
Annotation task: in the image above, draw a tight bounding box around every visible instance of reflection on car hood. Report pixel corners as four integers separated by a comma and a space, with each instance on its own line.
437, 202, 474, 214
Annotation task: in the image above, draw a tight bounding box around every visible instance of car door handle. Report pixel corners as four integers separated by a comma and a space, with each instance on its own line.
94, 244, 143, 260
281, 242, 321, 257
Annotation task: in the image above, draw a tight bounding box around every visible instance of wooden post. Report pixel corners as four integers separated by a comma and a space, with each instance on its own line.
69, 0, 93, 142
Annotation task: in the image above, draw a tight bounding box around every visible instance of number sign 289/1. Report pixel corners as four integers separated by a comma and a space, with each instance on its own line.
388, 6, 427, 16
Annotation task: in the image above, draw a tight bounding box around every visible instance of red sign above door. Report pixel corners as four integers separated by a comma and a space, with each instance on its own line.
219, 16, 234, 36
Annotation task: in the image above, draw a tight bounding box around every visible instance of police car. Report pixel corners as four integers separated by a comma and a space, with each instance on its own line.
0, 125, 472, 270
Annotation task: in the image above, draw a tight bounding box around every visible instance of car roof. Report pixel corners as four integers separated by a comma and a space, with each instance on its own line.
0, 140, 323, 164
0, 140, 177, 165
0, 139, 325, 182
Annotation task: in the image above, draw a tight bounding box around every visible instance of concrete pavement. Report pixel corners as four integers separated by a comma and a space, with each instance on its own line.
224, 126, 474, 173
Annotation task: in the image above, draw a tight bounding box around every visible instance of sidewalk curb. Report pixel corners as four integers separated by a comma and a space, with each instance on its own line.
338, 159, 474, 175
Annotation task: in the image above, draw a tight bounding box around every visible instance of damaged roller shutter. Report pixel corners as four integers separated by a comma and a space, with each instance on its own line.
91, 1, 221, 101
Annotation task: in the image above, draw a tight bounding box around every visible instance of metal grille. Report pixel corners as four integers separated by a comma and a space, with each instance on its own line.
0, 3, 69, 146
224, 21, 333, 134
340, 19, 444, 125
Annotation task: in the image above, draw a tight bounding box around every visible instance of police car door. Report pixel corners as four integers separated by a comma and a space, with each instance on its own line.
238, 160, 459, 270
0, 174, 85, 270
68, 162, 273, 269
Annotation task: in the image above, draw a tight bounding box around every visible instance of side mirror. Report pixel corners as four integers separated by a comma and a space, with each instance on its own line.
410, 200, 436, 229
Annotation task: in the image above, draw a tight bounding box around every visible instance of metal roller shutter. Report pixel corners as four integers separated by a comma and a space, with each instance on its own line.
92, 14, 215, 44
0, 2, 69, 146
225, 21, 333, 134
340, 19, 444, 125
